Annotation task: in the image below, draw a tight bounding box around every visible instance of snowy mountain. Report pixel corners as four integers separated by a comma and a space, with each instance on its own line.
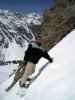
25, 12, 42, 25
0, 10, 42, 48
0, 29, 75, 100
0, 10, 42, 84
0, 10, 42, 61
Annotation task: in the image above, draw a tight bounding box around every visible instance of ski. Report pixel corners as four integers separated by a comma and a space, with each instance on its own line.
20, 61, 50, 89
5, 61, 49, 92
5, 61, 27, 92
5, 80, 17, 92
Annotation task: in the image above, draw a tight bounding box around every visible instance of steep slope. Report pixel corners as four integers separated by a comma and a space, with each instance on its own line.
0, 29, 75, 100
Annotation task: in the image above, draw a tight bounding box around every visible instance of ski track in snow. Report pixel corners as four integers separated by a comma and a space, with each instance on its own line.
0, 29, 75, 100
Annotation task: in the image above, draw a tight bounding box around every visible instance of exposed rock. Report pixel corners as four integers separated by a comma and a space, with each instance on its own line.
32, 0, 75, 50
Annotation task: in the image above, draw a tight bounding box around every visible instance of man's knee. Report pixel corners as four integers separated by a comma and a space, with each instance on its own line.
25, 62, 36, 75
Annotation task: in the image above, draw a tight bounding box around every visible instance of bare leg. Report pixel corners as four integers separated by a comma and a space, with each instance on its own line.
19, 62, 35, 87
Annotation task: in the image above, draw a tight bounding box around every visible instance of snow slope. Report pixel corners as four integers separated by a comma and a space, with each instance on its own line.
0, 29, 75, 100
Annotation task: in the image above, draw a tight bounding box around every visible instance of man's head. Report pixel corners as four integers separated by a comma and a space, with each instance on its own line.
35, 35, 42, 46
35, 35, 49, 46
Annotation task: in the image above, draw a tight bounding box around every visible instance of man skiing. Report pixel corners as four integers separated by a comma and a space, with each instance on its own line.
19, 36, 53, 88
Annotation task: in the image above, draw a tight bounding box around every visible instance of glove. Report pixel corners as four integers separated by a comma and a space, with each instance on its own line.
49, 57, 53, 63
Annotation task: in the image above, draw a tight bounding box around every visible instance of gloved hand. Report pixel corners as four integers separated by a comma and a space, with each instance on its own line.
49, 57, 53, 63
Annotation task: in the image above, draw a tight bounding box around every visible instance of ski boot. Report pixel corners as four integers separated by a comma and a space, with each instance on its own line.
19, 78, 32, 88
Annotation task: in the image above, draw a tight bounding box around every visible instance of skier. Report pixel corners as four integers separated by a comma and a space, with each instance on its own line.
19, 36, 53, 88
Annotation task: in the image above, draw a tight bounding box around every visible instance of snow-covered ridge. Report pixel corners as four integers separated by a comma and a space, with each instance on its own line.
0, 10, 42, 48
25, 12, 42, 25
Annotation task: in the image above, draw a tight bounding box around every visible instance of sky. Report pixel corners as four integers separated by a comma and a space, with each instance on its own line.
0, 0, 53, 14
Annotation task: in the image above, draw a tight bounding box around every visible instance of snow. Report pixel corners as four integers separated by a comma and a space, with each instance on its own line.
0, 29, 75, 100
24, 12, 42, 25
0, 40, 28, 84
5, 41, 26, 61
0, 10, 38, 48
0, 64, 17, 84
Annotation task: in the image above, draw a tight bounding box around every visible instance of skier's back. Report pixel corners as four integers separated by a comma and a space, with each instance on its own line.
19, 36, 53, 88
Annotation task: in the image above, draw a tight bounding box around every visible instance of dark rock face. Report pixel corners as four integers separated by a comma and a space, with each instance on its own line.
32, 0, 75, 49
54, 0, 75, 8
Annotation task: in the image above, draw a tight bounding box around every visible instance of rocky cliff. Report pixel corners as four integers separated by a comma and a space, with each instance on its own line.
32, 0, 75, 49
